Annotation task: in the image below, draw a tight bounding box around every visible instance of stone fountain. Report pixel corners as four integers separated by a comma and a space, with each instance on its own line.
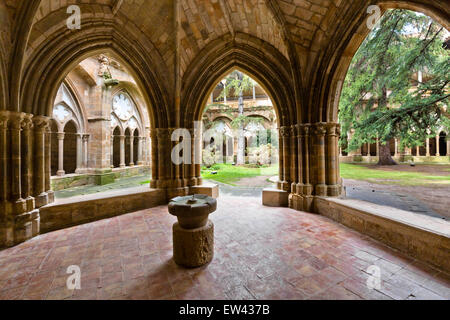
168, 194, 217, 268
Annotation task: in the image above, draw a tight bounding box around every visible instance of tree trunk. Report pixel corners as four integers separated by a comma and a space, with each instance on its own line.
236, 72, 245, 165
378, 140, 397, 165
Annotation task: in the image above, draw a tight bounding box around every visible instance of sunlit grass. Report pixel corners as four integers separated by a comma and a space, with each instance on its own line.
201, 163, 279, 186
340, 163, 450, 186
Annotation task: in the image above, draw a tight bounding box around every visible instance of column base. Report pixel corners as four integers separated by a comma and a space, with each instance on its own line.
47, 191, 55, 204
262, 188, 289, 207
327, 185, 341, 197
57, 170, 65, 176
12, 199, 27, 215
35, 193, 49, 208
173, 220, 214, 268
315, 184, 328, 196
14, 209, 40, 245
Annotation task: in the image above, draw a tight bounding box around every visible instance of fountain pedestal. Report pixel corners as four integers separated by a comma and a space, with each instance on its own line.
168, 194, 217, 268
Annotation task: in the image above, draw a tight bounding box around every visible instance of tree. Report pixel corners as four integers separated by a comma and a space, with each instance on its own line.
216, 71, 256, 165
339, 9, 449, 165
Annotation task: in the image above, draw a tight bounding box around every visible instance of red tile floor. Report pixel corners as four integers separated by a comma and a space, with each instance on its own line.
0, 196, 449, 300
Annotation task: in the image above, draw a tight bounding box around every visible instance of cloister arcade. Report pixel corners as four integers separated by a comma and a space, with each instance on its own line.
0, 0, 448, 285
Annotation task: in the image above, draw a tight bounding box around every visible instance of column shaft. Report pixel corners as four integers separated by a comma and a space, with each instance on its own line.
57, 132, 65, 176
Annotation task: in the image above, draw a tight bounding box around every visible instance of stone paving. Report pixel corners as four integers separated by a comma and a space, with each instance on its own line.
0, 196, 448, 300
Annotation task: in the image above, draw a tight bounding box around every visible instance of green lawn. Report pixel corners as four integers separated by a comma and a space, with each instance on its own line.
340, 163, 450, 186
201, 163, 279, 186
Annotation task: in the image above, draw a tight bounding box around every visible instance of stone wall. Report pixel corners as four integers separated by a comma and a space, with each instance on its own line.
315, 197, 450, 273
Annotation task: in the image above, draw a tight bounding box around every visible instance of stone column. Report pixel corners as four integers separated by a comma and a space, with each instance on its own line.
75, 133, 83, 173
45, 126, 54, 203
33, 116, 49, 208
0, 112, 8, 204
9, 113, 26, 214
57, 132, 65, 176
296, 124, 303, 194
436, 136, 440, 157
188, 128, 197, 186
447, 138, 450, 156
277, 127, 284, 190
426, 138, 430, 156
314, 123, 327, 196
150, 130, 158, 188
157, 129, 169, 188
137, 137, 143, 165
301, 125, 313, 212
83, 134, 89, 169
280, 126, 291, 191
129, 135, 134, 166
326, 123, 340, 196
110, 135, 114, 168
21, 115, 34, 209
194, 124, 203, 185
290, 125, 298, 193
119, 135, 125, 168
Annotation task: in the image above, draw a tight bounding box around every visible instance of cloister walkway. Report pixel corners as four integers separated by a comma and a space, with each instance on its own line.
0, 196, 448, 300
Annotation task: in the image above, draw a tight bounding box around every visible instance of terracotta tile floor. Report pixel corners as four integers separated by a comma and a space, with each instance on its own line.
0, 196, 449, 300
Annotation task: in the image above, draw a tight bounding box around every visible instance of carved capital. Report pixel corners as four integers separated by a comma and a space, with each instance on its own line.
300, 124, 311, 136
8, 112, 25, 130
280, 126, 291, 138
32, 116, 50, 132
314, 123, 327, 136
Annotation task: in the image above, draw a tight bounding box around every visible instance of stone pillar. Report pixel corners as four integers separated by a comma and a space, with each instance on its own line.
119, 135, 125, 168
314, 123, 327, 196
21, 115, 34, 210
301, 124, 313, 212
296, 124, 303, 195
290, 125, 298, 193
33, 116, 49, 208
57, 132, 65, 176
83, 134, 89, 169
75, 133, 83, 173
45, 126, 54, 203
0, 112, 8, 205
416, 146, 420, 156
9, 113, 26, 214
188, 128, 197, 186
426, 138, 430, 156
326, 123, 340, 196
279, 126, 291, 191
436, 136, 440, 157
150, 130, 158, 188
110, 135, 114, 168
137, 137, 143, 165
277, 127, 284, 190
447, 139, 450, 156
194, 124, 203, 185
157, 129, 169, 188
129, 135, 134, 166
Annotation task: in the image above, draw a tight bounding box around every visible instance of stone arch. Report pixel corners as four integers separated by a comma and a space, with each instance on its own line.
18, 16, 170, 129
52, 83, 86, 134
319, 1, 450, 123
180, 34, 297, 128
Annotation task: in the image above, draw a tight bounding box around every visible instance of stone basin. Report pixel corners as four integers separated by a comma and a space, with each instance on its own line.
168, 194, 217, 229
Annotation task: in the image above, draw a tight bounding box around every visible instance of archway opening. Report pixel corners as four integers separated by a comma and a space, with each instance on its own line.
63, 121, 77, 175
113, 127, 121, 168
337, 8, 450, 220
201, 70, 279, 190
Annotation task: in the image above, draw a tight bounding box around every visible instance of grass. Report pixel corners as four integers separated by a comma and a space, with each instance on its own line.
201, 163, 279, 186
340, 163, 450, 186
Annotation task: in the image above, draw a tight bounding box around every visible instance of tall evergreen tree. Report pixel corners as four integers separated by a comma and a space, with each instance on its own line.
339, 9, 449, 165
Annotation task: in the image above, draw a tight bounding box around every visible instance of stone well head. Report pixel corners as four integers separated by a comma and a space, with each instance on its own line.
168, 194, 217, 229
